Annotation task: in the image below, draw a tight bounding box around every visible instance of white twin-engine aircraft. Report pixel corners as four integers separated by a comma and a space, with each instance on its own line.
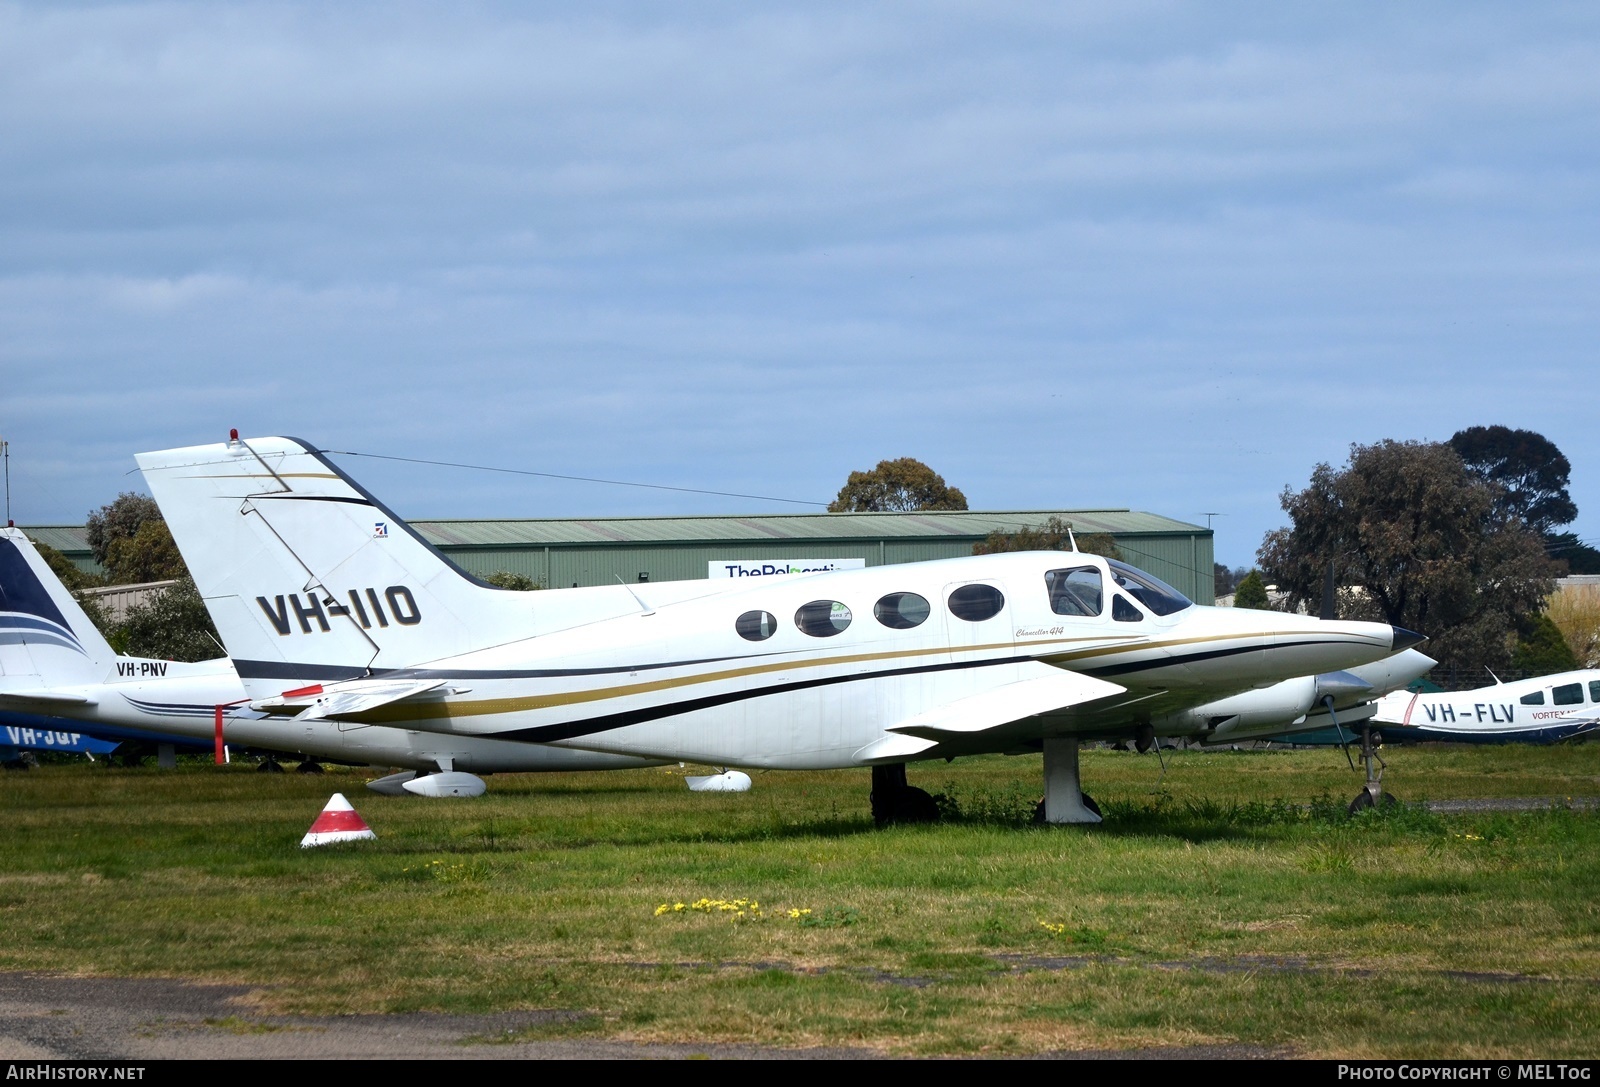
136, 435, 1430, 824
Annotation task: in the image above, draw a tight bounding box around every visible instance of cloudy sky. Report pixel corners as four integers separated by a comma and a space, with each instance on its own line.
3, 2, 1597, 571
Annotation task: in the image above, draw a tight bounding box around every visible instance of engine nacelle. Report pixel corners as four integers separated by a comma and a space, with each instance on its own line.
1155, 676, 1319, 739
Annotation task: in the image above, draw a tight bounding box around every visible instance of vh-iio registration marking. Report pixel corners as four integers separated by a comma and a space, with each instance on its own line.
257, 587, 422, 635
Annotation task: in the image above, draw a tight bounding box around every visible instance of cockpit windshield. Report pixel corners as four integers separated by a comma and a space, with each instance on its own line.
1107, 559, 1193, 616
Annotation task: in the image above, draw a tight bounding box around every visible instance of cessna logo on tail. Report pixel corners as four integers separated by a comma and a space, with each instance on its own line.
257, 587, 422, 635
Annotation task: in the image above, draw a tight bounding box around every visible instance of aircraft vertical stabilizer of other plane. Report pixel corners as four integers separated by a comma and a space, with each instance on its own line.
0, 526, 668, 794
137, 434, 1429, 823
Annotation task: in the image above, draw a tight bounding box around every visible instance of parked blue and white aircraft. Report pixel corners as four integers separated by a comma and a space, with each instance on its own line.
0, 713, 120, 765
0, 526, 668, 795
136, 433, 1433, 823
1367, 671, 1600, 745
1267, 672, 1600, 747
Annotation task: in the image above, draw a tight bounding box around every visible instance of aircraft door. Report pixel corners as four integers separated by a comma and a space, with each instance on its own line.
941, 580, 1018, 682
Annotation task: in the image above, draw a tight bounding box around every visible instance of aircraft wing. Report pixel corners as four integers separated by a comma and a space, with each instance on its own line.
854, 667, 1126, 763
251, 678, 451, 721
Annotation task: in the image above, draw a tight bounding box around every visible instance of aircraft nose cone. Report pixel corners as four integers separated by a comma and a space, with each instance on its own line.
1390, 627, 1427, 652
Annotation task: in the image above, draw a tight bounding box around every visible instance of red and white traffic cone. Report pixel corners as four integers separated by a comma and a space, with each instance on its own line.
300, 793, 376, 848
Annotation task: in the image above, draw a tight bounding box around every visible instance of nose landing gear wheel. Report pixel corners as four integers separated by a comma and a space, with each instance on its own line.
1348, 787, 1398, 814
1346, 726, 1396, 814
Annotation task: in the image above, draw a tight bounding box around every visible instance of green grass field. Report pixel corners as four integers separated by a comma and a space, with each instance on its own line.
4, 744, 1600, 1056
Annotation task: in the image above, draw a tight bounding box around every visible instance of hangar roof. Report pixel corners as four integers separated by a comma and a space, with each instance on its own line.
20, 525, 92, 554
409, 509, 1202, 548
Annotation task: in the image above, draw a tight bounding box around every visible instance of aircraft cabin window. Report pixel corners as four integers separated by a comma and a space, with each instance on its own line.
1045, 567, 1102, 617
874, 592, 931, 629
948, 583, 1005, 622
1591, 681, 1600, 702
1553, 683, 1583, 706
735, 610, 779, 641
1112, 594, 1143, 622
1521, 691, 1546, 705
795, 600, 852, 637
1107, 560, 1192, 616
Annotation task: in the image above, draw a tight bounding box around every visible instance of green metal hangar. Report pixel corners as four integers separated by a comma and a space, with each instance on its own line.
410, 509, 1216, 604
26, 509, 1214, 603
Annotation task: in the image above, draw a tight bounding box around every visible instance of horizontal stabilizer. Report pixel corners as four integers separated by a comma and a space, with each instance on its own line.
886, 668, 1125, 742
0, 688, 95, 707
253, 678, 449, 721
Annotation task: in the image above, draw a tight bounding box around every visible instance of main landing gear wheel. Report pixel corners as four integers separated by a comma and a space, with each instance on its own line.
870, 764, 939, 826
257, 759, 285, 774
295, 760, 325, 774
1033, 793, 1100, 825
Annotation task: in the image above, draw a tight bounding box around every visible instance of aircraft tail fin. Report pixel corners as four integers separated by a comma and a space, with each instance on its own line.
136, 436, 532, 696
0, 527, 117, 686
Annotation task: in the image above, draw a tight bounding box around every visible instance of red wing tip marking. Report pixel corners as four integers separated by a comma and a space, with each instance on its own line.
282, 684, 324, 698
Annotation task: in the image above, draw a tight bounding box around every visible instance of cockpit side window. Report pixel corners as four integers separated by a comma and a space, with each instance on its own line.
1107, 560, 1192, 616
1521, 690, 1546, 705
1112, 594, 1143, 622
1553, 683, 1583, 706
1045, 567, 1102, 617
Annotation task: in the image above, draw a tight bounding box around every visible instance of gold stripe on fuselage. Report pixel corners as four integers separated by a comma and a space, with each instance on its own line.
354, 627, 1375, 725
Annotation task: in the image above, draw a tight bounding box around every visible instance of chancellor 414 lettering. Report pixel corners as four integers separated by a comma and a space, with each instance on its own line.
257, 587, 422, 635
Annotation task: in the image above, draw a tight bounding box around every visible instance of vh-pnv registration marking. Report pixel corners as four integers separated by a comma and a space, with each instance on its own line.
257, 587, 422, 635
116, 661, 169, 677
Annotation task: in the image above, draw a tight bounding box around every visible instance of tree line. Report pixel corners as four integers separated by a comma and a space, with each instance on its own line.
1247, 426, 1595, 681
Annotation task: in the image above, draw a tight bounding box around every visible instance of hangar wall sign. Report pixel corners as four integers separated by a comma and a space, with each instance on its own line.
709, 559, 867, 579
